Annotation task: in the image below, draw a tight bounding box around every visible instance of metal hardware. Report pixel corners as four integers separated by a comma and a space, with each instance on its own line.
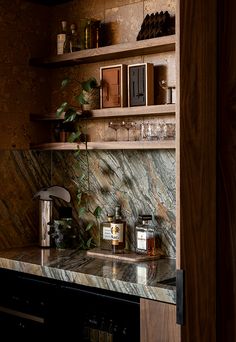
176, 269, 184, 325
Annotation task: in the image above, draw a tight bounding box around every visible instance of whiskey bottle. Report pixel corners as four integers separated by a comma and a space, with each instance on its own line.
57, 20, 68, 55
100, 214, 114, 250
135, 215, 157, 256
70, 23, 80, 52
84, 19, 92, 49
111, 205, 126, 254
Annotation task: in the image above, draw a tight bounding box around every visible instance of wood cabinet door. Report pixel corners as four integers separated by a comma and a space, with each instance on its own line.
140, 299, 180, 342
176, 0, 216, 341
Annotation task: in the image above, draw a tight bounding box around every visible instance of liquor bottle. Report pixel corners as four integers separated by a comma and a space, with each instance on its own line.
57, 20, 68, 55
100, 214, 114, 250
111, 205, 126, 254
84, 19, 92, 49
135, 214, 157, 256
63, 24, 71, 53
89, 314, 99, 342
70, 23, 80, 52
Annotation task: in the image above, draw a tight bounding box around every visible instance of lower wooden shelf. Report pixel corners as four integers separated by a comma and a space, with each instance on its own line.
30, 140, 176, 150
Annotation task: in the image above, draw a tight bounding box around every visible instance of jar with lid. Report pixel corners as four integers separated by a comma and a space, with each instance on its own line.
100, 214, 114, 250
135, 215, 157, 256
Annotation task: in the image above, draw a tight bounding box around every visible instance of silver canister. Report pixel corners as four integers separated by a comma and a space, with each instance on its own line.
39, 199, 52, 247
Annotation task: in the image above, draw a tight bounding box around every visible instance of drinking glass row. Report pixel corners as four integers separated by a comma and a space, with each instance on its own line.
108, 120, 175, 141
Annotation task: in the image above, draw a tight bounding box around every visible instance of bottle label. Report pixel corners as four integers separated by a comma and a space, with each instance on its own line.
137, 231, 147, 250
57, 34, 66, 54
111, 223, 124, 245
102, 226, 111, 240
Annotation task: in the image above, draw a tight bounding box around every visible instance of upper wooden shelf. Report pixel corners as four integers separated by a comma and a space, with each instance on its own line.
30, 104, 175, 121
29, 35, 176, 67
30, 140, 176, 151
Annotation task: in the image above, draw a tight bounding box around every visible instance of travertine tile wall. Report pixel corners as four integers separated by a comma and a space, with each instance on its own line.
0, 0, 176, 257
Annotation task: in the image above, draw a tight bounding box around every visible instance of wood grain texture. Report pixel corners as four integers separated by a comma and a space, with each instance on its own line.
218, 0, 236, 340
140, 298, 180, 342
30, 105, 175, 120
30, 140, 176, 150
176, 0, 216, 341
29, 35, 176, 67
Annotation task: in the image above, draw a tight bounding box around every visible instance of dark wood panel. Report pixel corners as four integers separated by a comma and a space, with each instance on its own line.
218, 0, 236, 340
140, 299, 180, 342
177, 0, 216, 340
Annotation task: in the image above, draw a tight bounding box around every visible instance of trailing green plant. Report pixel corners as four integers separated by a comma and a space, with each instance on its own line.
56, 76, 102, 250
56, 76, 99, 121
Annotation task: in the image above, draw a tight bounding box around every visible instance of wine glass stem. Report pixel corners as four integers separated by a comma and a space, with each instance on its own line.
127, 129, 130, 141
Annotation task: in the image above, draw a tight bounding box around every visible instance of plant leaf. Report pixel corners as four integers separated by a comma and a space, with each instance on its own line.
85, 222, 94, 231
61, 77, 70, 88
78, 207, 86, 217
74, 150, 81, 158
81, 77, 97, 92
93, 206, 102, 218
64, 108, 77, 122
77, 93, 88, 105
67, 131, 82, 143
56, 102, 68, 118
77, 192, 82, 205
86, 237, 93, 248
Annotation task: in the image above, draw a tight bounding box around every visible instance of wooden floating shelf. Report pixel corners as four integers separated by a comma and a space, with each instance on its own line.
30, 104, 176, 121
29, 35, 176, 67
30, 140, 176, 151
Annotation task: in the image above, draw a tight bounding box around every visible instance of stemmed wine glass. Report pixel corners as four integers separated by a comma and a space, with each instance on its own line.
121, 120, 135, 141
108, 121, 120, 141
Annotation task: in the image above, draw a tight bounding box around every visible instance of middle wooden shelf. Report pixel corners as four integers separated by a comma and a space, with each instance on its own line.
30, 140, 176, 150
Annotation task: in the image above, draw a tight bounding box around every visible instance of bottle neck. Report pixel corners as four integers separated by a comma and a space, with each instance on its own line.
61, 21, 67, 32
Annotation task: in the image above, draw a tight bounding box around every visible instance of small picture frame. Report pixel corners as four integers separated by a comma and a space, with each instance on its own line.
128, 63, 154, 106
100, 64, 127, 108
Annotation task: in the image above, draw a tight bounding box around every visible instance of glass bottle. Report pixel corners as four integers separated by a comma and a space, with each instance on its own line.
98, 316, 107, 342
57, 20, 67, 55
84, 19, 92, 49
135, 215, 157, 256
111, 205, 126, 254
89, 314, 99, 342
63, 25, 71, 53
70, 23, 80, 52
100, 214, 114, 250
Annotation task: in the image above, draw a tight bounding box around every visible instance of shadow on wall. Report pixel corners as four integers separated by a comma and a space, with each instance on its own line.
0, 149, 176, 257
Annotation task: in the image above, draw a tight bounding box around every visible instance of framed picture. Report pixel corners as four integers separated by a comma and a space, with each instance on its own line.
100, 64, 127, 108
128, 63, 154, 106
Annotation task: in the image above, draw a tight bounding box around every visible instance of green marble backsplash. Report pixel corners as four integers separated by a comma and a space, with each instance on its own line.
0, 150, 176, 257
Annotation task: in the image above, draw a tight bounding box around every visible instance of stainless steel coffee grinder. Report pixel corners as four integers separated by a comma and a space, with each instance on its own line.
34, 186, 71, 247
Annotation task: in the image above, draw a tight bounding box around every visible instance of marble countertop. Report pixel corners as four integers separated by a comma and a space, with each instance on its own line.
0, 246, 176, 304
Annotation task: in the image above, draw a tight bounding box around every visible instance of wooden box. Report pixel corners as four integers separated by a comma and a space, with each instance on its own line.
100, 64, 127, 108
128, 63, 154, 106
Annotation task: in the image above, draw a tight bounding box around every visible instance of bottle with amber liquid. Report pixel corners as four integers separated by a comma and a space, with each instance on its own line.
111, 205, 126, 254
100, 214, 114, 250
135, 215, 157, 256
57, 20, 67, 54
